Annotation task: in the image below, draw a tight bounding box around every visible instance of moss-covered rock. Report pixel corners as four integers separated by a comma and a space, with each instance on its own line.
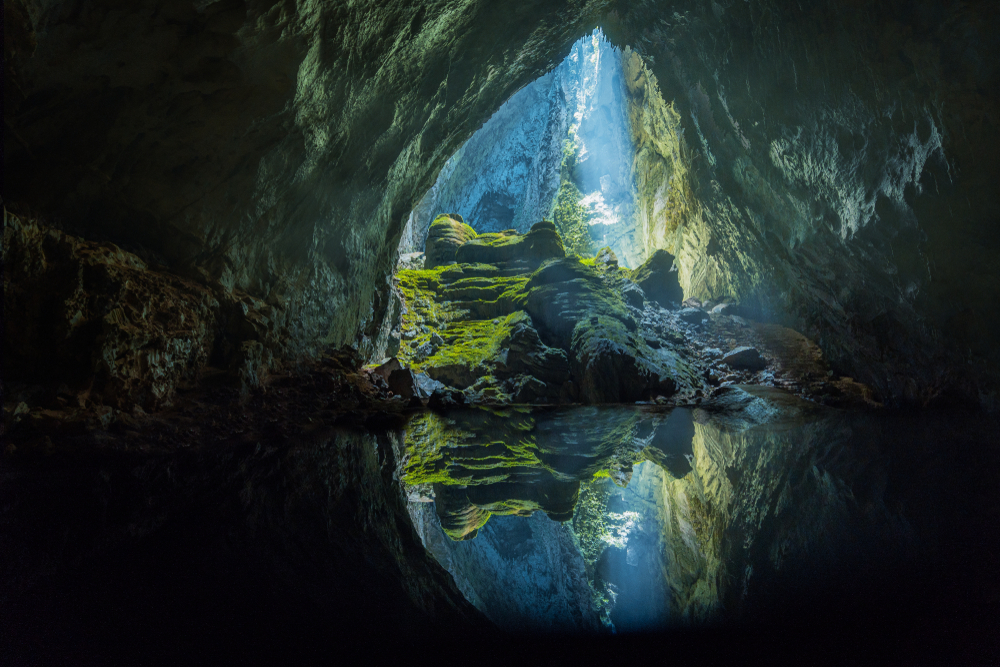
425, 215, 479, 268
396, 223, 690, 404
455, 220, 565, 268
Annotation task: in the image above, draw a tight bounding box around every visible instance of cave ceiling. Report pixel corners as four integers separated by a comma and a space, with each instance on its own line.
4, 0, 999, 406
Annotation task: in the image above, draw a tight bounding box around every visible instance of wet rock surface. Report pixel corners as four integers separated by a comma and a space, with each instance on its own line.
631, 249, 683, 308
394, 221, 878, 408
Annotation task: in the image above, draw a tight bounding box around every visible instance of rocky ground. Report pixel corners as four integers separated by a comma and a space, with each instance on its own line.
385, 214, 879, 411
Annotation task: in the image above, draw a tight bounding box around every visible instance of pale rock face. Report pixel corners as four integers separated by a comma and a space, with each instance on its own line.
408, 502, 603, 633
401, 32, 644, 267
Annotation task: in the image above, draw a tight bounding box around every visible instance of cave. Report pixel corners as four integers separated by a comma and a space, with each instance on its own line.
3, 1, 1000, 663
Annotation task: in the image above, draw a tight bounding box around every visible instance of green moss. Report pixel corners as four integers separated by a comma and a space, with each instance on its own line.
429, 214, 478, 241
416, 310, 525, 372
400, 409, 546, 487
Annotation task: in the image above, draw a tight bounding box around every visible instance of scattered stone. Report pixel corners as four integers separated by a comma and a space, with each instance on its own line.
682, 297, 703, 309
721, 346, 768, 371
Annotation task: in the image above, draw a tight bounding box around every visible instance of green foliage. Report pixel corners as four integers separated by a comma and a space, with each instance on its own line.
553, 180, 594, 258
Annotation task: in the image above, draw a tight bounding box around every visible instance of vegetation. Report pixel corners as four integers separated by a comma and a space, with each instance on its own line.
553, 180, 594, 258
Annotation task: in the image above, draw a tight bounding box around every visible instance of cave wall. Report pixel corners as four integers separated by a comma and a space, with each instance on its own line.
605, 0, 1000, 405
4, 0, 612, 372
5, 0, 999, 407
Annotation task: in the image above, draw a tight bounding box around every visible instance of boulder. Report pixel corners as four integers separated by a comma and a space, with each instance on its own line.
424, 215, 478, 268
428, 387, 467, 410
621, 282, 645, 308
413, 372, 446, 399
505, 374, 552, 404
523, 256, 634, 348
631, 249, 683, 307
678, 307, 706, 325
498, 316, 571, 385
571, 327, 676, 403
372, 357, 403, 381
386, 368, 417, 400
722, 346, 768, 371
595, 246, 618, 267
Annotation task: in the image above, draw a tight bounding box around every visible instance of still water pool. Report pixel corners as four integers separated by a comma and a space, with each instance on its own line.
2, 394, 998, 662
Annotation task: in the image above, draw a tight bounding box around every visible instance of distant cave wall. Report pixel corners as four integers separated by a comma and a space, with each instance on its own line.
5, 0, 1000, 407
397, 67, 567, 253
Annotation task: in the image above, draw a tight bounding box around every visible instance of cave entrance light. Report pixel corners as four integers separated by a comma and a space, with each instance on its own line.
397, 29, 644, 268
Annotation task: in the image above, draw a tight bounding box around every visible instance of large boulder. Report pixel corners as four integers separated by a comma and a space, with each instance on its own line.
570, 318, 676, 404
520, 256, 676, 403
632, 249, 684, 308
496, 314, 571, 386
721, 346, 768, 371
424, 215, 478, 268
523, 256, 634, 348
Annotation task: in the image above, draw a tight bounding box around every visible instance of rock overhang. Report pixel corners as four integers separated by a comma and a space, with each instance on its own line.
4, 0, 999, 408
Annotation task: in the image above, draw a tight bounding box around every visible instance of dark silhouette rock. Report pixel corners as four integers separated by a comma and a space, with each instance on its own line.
386, 368, 417, 400
679, 307, 706, 324
632, 249, 683, 307
428, 387, 467, 410
722, 346, 768, 371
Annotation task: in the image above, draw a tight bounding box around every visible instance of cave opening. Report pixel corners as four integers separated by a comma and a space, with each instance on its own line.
398, 30, 647, 267
4, 1, 1000, 662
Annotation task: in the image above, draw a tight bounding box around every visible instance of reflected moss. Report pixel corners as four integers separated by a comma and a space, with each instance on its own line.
401, 407, 686, 540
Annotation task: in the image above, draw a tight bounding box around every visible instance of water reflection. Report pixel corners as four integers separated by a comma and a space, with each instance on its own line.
399, 397, 947, 633
3, 397, 997, 658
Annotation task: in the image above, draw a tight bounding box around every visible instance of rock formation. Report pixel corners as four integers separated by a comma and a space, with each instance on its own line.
4, 0, 999, 408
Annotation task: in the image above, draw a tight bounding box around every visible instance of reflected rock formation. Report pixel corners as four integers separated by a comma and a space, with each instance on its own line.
398, 406, 695, 541
402, 388, 930, 633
